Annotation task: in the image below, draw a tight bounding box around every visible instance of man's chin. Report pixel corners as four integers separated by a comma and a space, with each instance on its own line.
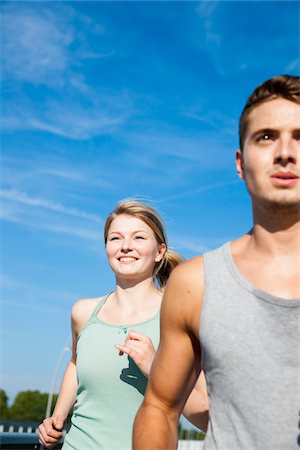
257, 196, 300, 214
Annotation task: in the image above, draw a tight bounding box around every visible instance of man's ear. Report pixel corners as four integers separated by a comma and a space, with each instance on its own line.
236, 149, 245, 180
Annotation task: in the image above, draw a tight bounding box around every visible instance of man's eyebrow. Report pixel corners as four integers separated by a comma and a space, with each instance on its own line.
250, 128, 278, 138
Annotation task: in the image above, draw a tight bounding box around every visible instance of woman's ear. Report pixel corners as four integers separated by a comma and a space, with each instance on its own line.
155, 243, 167, 262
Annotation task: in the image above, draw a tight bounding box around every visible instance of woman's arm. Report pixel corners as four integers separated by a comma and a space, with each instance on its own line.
38, 300, 88, 449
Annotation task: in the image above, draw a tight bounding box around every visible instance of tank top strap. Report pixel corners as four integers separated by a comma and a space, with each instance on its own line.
203, 242, 230, 287
80, 293, 112, 334
90, 293, 111, 317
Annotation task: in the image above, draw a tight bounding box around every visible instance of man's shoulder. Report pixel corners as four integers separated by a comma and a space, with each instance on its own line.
178, 254, 204, 272
169, 255, 204, 285
161, 256, 205, 335
163, 256, 205, 313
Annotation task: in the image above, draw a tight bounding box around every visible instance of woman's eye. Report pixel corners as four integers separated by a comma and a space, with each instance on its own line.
135, 236, 145, 240
110, 236, 119, 241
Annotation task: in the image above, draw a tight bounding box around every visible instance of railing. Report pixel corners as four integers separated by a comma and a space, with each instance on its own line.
0, 430, 204, 449
0, 432, 63, 449
0, 434, 204, 450
0, 426, 38, 434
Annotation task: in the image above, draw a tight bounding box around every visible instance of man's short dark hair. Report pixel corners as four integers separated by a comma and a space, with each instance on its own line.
239, 75, 300, 151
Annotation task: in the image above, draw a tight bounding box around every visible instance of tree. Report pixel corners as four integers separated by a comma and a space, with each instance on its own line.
0, 389, 9, 419
9, 390, 58, 422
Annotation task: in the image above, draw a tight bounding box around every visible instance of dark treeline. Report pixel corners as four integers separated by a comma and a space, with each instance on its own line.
0, 389, 58, 422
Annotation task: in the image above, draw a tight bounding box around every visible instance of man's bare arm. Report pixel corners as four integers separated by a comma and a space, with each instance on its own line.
133, 257, 204, 450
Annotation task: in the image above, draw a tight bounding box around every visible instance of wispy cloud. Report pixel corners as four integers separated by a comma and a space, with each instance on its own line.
0, 189, 104, 242
195, 1, 299, 77
183, 109, 236, 134
2, 155, 113, 193
0, 189, 103, 224
40, 168, 86, 181
159, 179, 239, 202
197, 1, 218, 20
170, 232, 233, 256
196, 1, 220, 46
0, 273, 75, 313
2, 93, 133, 140
2, 3, 134, 139
285, 59, 299, 72
120, 127, 234, 173
1, 3, 110, 87
1, 298, 71, 316
2, 3, 74, 86
0, 205, 103, 244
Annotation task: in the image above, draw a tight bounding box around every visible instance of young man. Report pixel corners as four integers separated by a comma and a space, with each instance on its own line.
133, 75, 300, 450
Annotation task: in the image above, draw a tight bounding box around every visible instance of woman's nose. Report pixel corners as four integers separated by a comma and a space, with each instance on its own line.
121, 238, 133, 252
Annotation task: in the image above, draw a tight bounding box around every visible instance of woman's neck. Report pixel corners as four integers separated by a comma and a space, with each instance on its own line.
113, 278, 162, 312
97, 277, 162, 325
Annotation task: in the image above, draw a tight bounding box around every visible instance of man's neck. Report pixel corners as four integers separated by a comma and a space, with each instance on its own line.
251, 203, 300, 256
231, 203, 300, 299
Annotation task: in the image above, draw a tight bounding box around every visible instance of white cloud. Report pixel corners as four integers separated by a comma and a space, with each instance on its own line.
40, 168, 85, 181
120, 128, 234, 171
171, 234, 228, 256
0, 189, 102, 224
197, 1, 218, 20
1, 3, 112, 87
196, 1, 220, 46
0, 189, 104, 242
160, 179, 239, 202
0, 273, 76, 312
2, 93, 133, 140
2, 155, 113, 192
29, 109, 126, 140
183, 109, 236, 133
2, 3, 132, 140
0, 205, 102, 242
2, 3, 74, 86
1, 298, 70, 316
285, 59, 299, 72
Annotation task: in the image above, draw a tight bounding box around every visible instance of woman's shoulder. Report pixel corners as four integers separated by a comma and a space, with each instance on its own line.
71, 295, 107, 326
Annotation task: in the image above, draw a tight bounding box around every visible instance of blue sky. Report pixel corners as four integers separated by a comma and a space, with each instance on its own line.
1, 0, 299, 409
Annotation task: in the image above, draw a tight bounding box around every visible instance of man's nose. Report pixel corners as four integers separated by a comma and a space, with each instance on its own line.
274, 137, 297, 165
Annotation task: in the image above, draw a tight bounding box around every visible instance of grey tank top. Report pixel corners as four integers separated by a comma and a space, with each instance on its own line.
201, 243, 300, 450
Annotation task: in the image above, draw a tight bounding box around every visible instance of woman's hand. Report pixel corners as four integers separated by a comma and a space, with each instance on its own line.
38, 415, 65, 449
116, 330, 156, 377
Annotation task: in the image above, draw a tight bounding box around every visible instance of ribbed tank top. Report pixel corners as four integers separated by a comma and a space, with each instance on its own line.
201, 243, 300, 450
62, 294, 160, 450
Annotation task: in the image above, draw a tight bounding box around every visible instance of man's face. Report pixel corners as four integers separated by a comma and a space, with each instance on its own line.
236, 98, 300, 211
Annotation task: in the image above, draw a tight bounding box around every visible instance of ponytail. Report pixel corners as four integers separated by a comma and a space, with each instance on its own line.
155, 249, 184, 288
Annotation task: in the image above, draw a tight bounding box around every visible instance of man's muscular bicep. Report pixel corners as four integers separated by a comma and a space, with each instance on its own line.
146, 258, 204, 414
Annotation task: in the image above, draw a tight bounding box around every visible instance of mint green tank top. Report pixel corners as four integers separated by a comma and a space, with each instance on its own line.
62, 294, 160, 450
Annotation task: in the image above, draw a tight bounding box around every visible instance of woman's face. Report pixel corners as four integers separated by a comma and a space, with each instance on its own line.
106, 214, 166, 281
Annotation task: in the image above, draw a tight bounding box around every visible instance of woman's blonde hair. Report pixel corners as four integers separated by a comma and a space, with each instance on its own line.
104, 199, 184, 288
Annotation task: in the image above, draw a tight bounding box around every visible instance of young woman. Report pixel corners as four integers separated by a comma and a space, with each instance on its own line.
38, 200, 208, 449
